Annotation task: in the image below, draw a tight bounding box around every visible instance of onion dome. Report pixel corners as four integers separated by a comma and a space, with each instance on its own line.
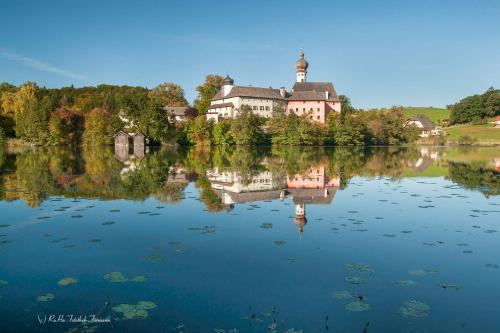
295, 52, 309, 72
223, 75, 234, 85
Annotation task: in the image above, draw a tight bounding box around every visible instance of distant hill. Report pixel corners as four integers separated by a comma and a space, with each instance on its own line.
402, 107, 450, 123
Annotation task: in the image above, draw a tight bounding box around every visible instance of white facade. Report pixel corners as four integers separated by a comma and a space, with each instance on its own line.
296, 71, 306, 83
208, 96, 284, 122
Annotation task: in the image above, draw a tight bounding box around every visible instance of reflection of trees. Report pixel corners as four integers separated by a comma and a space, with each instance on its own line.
1, 145, 498, 209
447, 162, 499, 197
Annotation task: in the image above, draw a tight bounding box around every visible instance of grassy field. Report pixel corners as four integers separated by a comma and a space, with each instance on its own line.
402, 107, 450, 123
446, 124, 500, 144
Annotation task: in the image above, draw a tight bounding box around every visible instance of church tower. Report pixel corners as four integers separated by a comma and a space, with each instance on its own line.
295, 51, 309, 83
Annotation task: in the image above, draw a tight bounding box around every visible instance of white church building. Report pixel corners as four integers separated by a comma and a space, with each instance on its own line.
206, 52, 341, 124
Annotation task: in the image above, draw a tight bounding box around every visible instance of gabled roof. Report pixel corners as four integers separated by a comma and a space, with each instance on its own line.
408, 115, 436, 130
113, 130, 130, 138
292, 82, 339, 100
163, 106, 188, 116
212, 86, 285, 101
209, 102, 234, 109
288, 90, 329, 101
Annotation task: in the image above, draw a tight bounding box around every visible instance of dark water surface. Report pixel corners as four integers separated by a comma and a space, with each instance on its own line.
0, 146, 499, 333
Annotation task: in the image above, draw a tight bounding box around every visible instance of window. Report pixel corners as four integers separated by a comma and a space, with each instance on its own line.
310, 108, 313, 112
317, 108, 320, 111
260, 106, 264, 111
317, 116, 320, 120
295, 108, 298, 112
310, 116, 313, 119
303, 108, 306, 112
253, 106, 257, 110
265, 106, 270, 111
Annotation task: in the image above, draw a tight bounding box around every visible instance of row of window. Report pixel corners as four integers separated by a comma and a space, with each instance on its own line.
290, 108, 321, 112
253, 106, 271, 111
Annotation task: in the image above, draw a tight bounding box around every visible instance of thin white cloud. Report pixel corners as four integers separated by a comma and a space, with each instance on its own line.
0, 50, 87, 81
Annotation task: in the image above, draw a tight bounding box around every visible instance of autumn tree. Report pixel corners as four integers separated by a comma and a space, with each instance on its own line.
194, 74, 224, 115
83, 108, 122, 145
1, 82, 51, 143
48, 107, 83, 144
148, 82, 188, 107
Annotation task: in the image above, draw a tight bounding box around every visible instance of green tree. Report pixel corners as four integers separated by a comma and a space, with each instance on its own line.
212, 120, 234, 145
230, 105, 267, 145
139, 100, 176, 144
184, 115, 213, 146
194, 74, 224, 115
334, 114, 368, 145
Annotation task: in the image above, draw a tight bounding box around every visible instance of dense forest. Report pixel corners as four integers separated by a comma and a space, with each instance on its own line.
448, 87, 500, 124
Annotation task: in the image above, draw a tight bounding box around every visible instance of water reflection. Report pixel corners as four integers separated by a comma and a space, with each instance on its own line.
0, 145, 498, 211
1, 145, 500, 332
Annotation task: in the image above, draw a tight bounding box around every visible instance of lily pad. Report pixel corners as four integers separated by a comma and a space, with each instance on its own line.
112, 301, 157, 320
131, 275, 147, 282
399, 300, 430, 318
0, 280, 8, 285
274, 240, 286, 246
396, 280, 417, 287
408, 268, 438, 276
345, 276, 365, 285
104, 272, 128, 283
0, 224, 10, 228
345, 301, 370, 312
142, 253, 163, 263
486, 263, 498, 269
58, 277, 78, 286
332, 290, 356, 300
260, 223, 273, 229
345, 263, 374, 273
439, 282, 461, 291
37, 293, 55, 302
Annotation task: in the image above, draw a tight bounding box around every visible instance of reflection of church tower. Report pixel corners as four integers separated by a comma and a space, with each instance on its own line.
294, 204, 307, 236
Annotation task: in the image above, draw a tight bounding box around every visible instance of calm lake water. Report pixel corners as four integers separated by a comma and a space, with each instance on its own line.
0, 145, 499, 333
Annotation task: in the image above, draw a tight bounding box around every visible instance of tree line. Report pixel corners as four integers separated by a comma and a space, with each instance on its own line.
448, 87, 500, 125
1, 76, 420, 146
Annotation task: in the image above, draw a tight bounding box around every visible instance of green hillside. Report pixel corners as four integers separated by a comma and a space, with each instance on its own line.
402, 107, 450, 123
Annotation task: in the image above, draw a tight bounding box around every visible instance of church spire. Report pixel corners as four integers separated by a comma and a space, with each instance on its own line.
295, 51, 309, 82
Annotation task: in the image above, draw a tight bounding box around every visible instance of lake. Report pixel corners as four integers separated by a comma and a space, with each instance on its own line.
0, 145, 499, 333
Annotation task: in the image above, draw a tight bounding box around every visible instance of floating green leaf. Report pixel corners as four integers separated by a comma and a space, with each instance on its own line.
37, 293, 55, 302
58, 277, 78, 286
345, 301, 370, 312
104, 272, 128, 283
399, 300, 430, 318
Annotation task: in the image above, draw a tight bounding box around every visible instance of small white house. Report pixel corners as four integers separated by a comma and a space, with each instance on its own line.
405, 115, 440, 138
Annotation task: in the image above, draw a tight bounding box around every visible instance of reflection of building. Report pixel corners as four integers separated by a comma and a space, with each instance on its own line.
286, 166, 340, 235
412, 147, 442, 173
207, 164, 339, 236
207, 167, 286, 205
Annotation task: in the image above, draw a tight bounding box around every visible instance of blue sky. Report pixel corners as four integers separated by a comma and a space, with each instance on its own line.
1, 0, 499, 108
